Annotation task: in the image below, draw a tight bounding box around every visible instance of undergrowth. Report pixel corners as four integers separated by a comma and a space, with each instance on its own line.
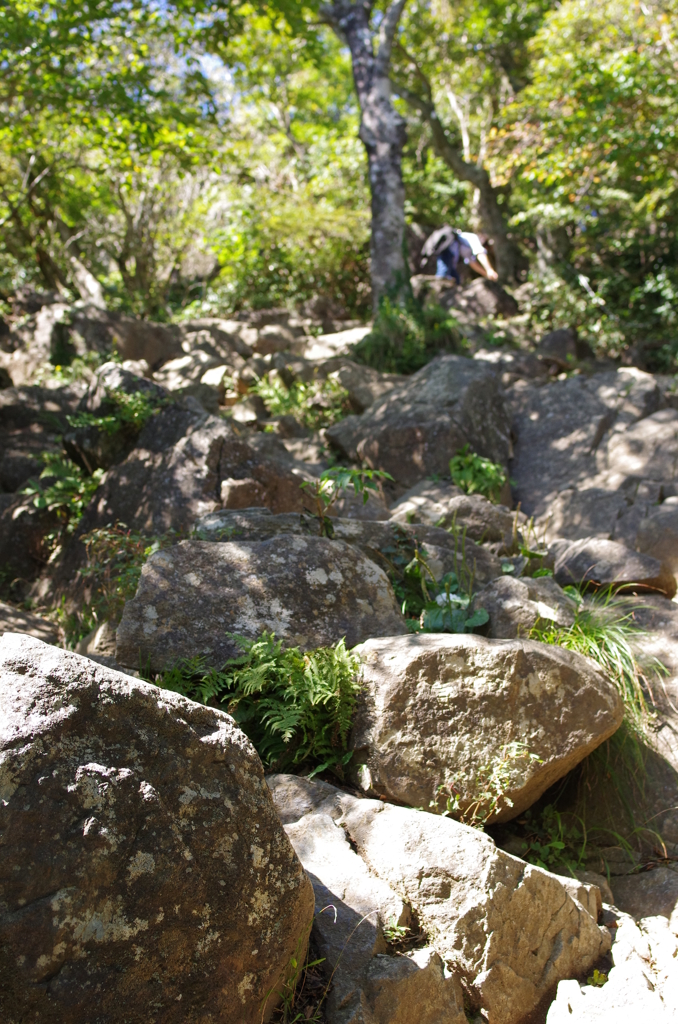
22, 453, 104, 535
449, 446, 508, 504
352, 295, 464, 374
57, 523, 174, 646
250, 373, 351, 430
156, 632, 361, 777
530, 588, 662, 729
66, 386, 166, 436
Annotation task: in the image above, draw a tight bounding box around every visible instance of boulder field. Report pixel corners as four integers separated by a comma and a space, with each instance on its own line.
1, 297, 678, 1021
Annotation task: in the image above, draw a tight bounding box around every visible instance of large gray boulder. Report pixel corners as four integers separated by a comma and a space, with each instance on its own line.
471, 574, 577, 639
509, 368, 664, 519
77, 412, 312, 536
116, 536, 406, 672
636, 500, 678, 577
326, 355, 510, 491
0, 634, 314, 1023
551, 536, 676, 597
349, 633, 623, 821
268, 774, 611, 1024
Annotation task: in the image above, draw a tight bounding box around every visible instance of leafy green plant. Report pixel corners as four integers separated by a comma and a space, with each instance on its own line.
418, 571, 489, 634
301, 466, 393, 534
433, 741, 543, 826
530, 589, 663, 728
250, 373, 351, 431
449, 445, 507, 503
22, 453, 104, 532
587, 969, 608, 988
352, 294, 464, 374
158, 632, 361, 777
66, 387, 165, 436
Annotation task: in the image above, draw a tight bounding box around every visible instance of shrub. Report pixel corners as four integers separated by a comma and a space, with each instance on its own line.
449, 445, 507, 503
250, 374, 351, 431
66, 387, 165, 436
22, 453, 104, 532
157, 632, 361, 777
352, 295, 464, 374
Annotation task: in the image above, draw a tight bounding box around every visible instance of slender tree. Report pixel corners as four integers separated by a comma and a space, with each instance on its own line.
321, 0, 409, 306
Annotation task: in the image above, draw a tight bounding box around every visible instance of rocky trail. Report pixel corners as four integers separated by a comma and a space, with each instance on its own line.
1, 282, 678, 1023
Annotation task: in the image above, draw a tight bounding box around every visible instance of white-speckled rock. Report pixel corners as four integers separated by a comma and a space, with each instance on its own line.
116, 536, 407, 672
0, 634, 314, 1024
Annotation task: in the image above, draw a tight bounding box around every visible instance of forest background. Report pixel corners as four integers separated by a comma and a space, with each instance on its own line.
1, 0, 678, 370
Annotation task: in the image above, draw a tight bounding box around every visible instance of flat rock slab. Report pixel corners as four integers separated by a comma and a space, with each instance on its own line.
0, 634, 314, 1024
0, 601, 59, 644
326, 354, 510, 491
551, 536, 676, 597
349, 633, 623, 821
268, 774, 610, 1024
116, 536, 406, 672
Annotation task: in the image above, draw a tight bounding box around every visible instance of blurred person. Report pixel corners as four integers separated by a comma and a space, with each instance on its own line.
421, 225, 498, 282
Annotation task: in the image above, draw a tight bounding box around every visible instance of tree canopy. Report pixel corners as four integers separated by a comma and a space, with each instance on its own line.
1, 0, 677, 366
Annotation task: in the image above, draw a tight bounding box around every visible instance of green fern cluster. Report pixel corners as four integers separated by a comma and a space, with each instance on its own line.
159, 633, 361, 777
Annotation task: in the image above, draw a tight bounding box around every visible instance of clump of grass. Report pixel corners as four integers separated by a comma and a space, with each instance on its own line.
250, 374, 351, 430
352, 295, 464, 374
530, 588, 663, 729
449, 445, 507, 504
157, 632, 361, 778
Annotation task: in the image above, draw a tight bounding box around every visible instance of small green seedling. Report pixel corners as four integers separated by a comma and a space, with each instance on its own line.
301, 466, 393, 534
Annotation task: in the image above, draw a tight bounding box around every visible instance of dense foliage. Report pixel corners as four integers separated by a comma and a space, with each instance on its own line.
1, 0, 676, 362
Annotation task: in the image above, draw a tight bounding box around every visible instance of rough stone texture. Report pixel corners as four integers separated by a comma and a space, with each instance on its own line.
268, 774, 611, 1024
77, 412, 312, 536
321, 360, 402, 414
551, 536, 676, 597
0, 634, 314, 1024
546, 907, 678, 1023
283, 808, 466, 1024
509, 368, 664, 519
326, 355, 510, 491
438, 277, 519, 319
0, 384, 84, 493
471, 574, 577, 639
636, 501, 678, 576
116, 536, 406, 672
192, 508, 502, 588
349, 633, 623, 822
71, 305, 184, 369
0, 601, 59, 644
535, 327, 581, 370
611, 866, 678, 928
390, 487, 521, 551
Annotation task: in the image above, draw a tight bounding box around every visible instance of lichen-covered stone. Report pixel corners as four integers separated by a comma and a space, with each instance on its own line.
116, 536, 407, 672
349, 633, 623, 821
470, 574, 577, 639
0, 634, 314, 1024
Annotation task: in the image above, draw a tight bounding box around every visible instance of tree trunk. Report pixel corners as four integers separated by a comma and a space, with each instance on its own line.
322, 0, 408, 308
395, 71, 523, 284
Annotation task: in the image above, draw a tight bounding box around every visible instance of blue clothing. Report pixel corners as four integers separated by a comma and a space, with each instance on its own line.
436, 254, 460, 282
